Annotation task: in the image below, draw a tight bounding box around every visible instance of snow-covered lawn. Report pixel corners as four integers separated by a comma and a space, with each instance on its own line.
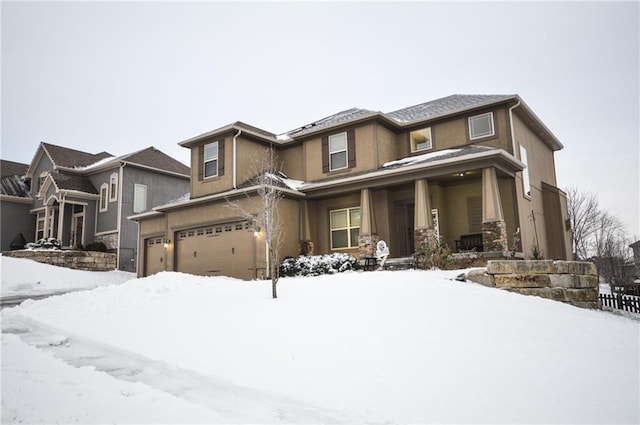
2, 257, 639, 424
1, 255, 134, 298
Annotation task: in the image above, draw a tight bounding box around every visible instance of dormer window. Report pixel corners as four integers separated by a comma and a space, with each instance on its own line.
468, 112, 495, 140
204, 142, 219, 179
109, 173, 118, 202
410, 127, 432, 152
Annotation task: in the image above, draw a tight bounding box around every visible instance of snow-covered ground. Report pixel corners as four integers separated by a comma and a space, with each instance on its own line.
2, 256, 639, 424
1, 255, 134, 298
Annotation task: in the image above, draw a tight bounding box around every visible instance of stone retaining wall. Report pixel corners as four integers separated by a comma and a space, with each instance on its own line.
3, 250, 116, 271
467, 260, 599, 309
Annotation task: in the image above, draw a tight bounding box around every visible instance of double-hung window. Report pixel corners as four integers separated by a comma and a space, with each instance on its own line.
328, 132, 348, 171
99, 184, 108, 212
109, 173, 118, 202
204, 142, 219, 178
468, 112, 495, 140
330, 207, 360, 249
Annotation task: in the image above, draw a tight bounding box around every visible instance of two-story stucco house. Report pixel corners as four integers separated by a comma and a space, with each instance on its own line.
1, 142, 190, 272
131, 94, 572, 279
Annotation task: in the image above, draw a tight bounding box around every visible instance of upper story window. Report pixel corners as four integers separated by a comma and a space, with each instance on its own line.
109, 173, 118, 202
468, 112, 495, 140
133, 183, 147, 213
99, 184, 108, 212
330, 207, 360, 249
519, 144, 531, 198
204, 142, 219, 179
410, 127, 432, 152
328, 132, 348, 171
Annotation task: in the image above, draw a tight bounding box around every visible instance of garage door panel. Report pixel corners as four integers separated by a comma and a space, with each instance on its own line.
176, 223, 255, 280
145, 237, 165, 276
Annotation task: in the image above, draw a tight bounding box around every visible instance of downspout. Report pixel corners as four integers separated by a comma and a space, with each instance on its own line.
508, 99, 521, 156
233, 129, 242, 189
116, 163, 125, 270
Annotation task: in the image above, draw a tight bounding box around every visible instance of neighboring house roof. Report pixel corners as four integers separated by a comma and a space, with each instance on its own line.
119, 147, 190, 176
0, 160, 31, 199
1, 160, 29, 178
386, 94, 514, 123
49, 172, 98, 195
41, 142, 113, 169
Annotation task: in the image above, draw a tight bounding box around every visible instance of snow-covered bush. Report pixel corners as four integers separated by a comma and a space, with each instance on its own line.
280, 253, 360, 277
25, 238, 62, 251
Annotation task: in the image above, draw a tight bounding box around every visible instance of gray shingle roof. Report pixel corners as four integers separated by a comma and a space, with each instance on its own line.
120, 147, 189, 176
50, 173, 98, 194
285, 108, 379, 138
1, 160, 29, 178
1, 175, 31, 198
42, 142, 113, 169
387, 94, 515, 123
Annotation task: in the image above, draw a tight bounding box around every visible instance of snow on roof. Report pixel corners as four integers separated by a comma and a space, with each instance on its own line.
72, 156, 117, 171
383, 149, 463, 168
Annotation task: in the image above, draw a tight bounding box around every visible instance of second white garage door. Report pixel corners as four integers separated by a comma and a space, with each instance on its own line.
175, 222, 256, 280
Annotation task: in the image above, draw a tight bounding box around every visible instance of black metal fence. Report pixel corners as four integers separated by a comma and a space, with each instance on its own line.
599, 293, 640, 314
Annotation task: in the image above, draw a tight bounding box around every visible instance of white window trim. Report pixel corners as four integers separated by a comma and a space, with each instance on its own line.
109, 173, 118, 202
133, 183, 147, 213
330, 207, 360, 249
468, 112, 495, 140
410, 127, 433, 152
99, 183, 108, 212
203, 141, 219, 179
519, 144, 531, 199
329, 132, 348, 172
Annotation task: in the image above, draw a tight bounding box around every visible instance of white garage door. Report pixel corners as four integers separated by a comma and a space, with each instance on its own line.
175, 222, 256, 280
145, 237, 165, 276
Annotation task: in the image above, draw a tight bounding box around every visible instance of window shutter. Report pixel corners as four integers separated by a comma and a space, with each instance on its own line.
218, 139, 225, 176
321, 136, 329, 173
347, 129, 356, 168
198, 145, 204, 181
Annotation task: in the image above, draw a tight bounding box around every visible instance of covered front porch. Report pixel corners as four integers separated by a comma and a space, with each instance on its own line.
298, 147, 524, 260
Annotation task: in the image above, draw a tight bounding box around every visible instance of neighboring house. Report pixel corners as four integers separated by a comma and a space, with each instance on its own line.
131, 94, 572, 280
1, 160, 35, 250
1, 142, 190, 272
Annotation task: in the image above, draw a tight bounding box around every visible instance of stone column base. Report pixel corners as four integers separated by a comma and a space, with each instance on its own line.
482, 220, 508, 252
298, 240, 314, 256
358, 234, 379, 258
414, 228, 438, 253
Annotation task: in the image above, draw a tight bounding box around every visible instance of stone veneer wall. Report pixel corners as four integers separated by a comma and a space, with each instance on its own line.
467, 260, 599, 309
358, 234, 380, 258
3, 250, 117, 271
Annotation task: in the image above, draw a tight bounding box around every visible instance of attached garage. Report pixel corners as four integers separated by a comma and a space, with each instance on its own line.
175, 221, 258, 280
145, 237, 166, 276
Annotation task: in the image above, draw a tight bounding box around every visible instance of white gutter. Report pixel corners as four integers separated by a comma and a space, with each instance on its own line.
233, 129, 242, 189
508, 99, 522, 156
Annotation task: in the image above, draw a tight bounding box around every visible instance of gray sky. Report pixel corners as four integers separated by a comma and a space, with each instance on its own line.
2, 1, 638, 237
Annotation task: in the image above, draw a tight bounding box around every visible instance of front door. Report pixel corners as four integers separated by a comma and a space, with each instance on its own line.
394, 202, 415, 257
71, 206, 84, 248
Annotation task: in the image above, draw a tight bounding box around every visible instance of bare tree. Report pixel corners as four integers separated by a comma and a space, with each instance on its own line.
227, 146, 285, 298
566, 186, 600, 260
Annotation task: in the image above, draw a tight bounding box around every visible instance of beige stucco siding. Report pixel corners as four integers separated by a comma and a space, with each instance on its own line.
310, 192, 361, 256
278, 144, 304, 181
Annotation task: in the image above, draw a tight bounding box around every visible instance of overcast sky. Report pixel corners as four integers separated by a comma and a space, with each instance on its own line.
2, 1, 638, 237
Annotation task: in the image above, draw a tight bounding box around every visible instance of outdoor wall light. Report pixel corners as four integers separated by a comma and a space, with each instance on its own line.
163, 239, 171, 248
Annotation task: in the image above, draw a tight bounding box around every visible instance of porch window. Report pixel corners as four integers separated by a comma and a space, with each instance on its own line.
133, 184, 147, 213
469, 112, 495, 140
410, 127, 432, 152
109, 173, 118, 202
99, 184, 108, 212
203, 142, 219, 178
36, 213, 45, 240
330, 207, 360, 249
329, 132, 348, 171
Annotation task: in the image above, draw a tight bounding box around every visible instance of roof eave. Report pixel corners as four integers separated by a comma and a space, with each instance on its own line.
179, 124, 278, 148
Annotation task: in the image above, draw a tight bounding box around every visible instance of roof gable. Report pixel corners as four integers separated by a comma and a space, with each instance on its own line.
41, 142, 113, 169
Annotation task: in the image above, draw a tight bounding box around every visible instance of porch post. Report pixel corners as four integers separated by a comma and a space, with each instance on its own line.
482, 167, 508, 252
57, 198, 65, 244
298, 199, 314, 256
358, 188, 379, 258
414, 179, 437, 253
